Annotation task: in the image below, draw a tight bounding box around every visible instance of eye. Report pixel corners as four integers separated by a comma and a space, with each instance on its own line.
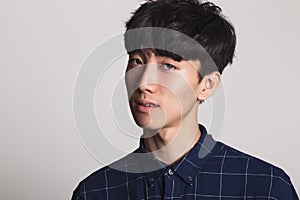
160, 63, 176, 71
128, 58, 143, 67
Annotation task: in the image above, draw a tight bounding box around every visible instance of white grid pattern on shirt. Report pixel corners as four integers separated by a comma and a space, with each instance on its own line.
104, 169, 109, 199
75, 156, 293, 200
243, 158, 250, 200
194, 176, 198, 200
74, 141, 296, 200
268, 166, 274, 198
219, 150, 227, 199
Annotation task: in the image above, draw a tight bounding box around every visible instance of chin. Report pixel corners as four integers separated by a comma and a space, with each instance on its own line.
130, 107, 167, 131
134, 117, 164, 131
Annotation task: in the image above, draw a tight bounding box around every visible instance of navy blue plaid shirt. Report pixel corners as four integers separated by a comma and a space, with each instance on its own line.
72, 125, 299, 199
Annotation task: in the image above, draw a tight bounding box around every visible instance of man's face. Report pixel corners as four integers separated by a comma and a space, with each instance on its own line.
125, 50, 201, 131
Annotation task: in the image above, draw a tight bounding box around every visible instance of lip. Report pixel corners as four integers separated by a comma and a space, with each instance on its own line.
139, 99, 158, 105
136, 99, 160, 113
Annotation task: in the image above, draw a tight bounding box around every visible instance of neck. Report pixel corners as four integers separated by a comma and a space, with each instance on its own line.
143, 117, 201, 165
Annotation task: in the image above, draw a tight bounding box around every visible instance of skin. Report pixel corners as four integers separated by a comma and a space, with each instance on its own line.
125, 50, 221, 165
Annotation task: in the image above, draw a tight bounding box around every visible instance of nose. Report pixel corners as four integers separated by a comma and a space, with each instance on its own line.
138, 63, 158, 93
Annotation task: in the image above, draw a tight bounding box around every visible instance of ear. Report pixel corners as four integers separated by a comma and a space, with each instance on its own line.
197, 71, 221, 102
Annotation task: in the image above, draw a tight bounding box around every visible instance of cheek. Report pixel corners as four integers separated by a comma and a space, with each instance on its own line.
125, 65, 145, 98
160, 75, 198, 110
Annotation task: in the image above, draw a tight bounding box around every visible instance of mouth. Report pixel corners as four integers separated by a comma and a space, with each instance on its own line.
136, 100, 160, 112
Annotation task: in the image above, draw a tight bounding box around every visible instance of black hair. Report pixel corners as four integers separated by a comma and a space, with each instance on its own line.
124, 0, 236, 76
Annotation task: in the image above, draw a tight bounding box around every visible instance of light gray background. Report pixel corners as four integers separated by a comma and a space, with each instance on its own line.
1, 0, 299, 199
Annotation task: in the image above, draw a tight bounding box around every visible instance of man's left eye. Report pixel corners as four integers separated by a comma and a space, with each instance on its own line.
160, 63, 176, 71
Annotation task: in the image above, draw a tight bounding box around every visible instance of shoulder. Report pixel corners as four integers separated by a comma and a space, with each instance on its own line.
71, 153, 144, 200
71, 166, 111, 200
213, 141, 288, 176
208, 141, 298, 198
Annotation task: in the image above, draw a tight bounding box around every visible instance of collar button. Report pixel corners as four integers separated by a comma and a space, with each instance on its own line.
168, 168, 174, 176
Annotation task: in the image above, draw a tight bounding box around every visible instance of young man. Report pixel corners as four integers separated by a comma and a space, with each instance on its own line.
72, 0, 299, 199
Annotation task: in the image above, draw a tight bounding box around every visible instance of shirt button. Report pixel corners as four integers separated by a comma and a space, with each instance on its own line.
188, 176, 193, 182
168, 168, 174, 175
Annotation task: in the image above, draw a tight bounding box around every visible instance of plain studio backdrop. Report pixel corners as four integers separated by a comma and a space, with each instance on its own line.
1, 0, 299, 199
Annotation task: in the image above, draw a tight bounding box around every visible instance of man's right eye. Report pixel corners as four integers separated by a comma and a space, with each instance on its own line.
128, 58, 143, 66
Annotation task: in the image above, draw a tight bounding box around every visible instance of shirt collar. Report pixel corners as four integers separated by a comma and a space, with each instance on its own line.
137, 124, 220, 187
